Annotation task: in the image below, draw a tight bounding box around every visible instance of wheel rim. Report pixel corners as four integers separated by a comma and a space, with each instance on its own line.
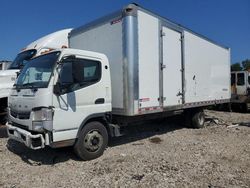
83, 130, 103, 152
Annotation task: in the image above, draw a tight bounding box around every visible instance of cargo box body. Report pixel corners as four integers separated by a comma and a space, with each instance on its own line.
69, 4, 230, 116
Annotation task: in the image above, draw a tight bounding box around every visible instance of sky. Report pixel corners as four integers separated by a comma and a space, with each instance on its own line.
0, 0, 249, 64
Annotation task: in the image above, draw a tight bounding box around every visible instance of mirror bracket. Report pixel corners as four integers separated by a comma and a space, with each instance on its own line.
53, 82, 61, 96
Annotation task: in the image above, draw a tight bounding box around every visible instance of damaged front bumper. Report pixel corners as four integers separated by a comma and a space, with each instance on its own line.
7, 123, 46, 150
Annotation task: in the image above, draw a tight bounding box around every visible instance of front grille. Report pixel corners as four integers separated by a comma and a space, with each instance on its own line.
10, 110, 30, 120
12, 122, 29, 131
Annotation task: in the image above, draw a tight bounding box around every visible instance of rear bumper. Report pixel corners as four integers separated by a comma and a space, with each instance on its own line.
7, 123, 45, 150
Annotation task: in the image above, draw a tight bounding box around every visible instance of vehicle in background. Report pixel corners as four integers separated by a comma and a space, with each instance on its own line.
6, 4, 230, 160
0, 28, 72, 124
0, 61, 11, 70
231, 71, 250, 111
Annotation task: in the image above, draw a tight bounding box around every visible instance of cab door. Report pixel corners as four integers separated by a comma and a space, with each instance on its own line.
52, 54, 110, 142
236, 72, 247, 95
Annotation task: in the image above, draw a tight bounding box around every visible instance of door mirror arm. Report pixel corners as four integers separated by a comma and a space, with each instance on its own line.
53, 82, 62, 96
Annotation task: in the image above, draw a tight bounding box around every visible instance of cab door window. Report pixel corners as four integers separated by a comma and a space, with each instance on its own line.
237, 73, 245, 86
59, 58, 101, 93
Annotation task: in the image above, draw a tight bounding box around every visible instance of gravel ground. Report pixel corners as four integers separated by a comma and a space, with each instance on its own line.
0, 110, 250, 188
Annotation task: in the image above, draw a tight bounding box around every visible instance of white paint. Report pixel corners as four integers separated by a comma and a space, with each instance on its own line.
184, 31, 230, 103
53, 129, 78, 142
232, 71, 249, 95
8, 49, 112, 143
26, 28, 72, 55
162, 27, 182, 106
236, 72, 247, 95
0, 70, 17, 98
8, 87, 54, 129
52, 49, 112, 137
69, 22, 124, 109
7, 9, 232, 149
0, 29, 72, 99
138, 10, 160, 108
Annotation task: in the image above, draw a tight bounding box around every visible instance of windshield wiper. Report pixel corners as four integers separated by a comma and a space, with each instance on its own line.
13, 83, 21, 88
21, 83, 35, 88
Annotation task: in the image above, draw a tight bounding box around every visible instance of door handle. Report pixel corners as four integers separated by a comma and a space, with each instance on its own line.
95, 98, 105, 104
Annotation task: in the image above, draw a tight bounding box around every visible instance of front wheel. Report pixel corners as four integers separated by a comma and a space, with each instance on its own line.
0, 115, 7, 125
74, 121, 108, 161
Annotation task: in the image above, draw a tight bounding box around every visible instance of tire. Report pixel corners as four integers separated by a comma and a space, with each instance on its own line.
191, 110, 205, 129
74, 121, 108, 161
241, 103, 248, 113
183, 112, 192, 128
0, 114, 7, 125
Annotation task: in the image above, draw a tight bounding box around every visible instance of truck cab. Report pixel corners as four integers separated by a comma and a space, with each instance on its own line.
231, 71, 250, 110
7, 49, 111, 160
0, 29, 72, 124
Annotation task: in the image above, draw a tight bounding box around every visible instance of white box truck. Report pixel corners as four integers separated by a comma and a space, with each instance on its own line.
0, 29, 72, 124
6, 4, 230, 160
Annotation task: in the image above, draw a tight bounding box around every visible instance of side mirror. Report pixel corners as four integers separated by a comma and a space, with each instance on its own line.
16, 71, 20, 78
53, 82, 61, 96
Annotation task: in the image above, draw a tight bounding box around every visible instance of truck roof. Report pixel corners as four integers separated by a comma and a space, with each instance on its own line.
21, 28, 73, 53
70, 3, 229, 50
31, 48, 108, 61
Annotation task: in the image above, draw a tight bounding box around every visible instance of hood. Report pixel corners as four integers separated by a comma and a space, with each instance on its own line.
9, 87, 53, 113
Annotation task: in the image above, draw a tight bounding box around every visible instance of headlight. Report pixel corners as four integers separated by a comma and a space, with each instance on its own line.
32, 108, 53, 121
32, 121, 44, 132
31, 108, 54, 132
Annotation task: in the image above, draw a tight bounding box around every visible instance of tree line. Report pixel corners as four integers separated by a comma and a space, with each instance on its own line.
231, 59, 250, 71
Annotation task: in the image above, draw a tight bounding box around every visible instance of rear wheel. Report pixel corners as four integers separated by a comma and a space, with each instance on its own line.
0, 109, 7, 125
241, 103, 248, 113
0, 115, 7, 125
74, 121, 108, 161
191, 110, 205, 129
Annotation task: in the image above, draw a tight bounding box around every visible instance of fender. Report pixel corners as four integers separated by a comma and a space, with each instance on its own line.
76, 113, 111, 138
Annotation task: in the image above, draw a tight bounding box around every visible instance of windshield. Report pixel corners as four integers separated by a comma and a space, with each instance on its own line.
15, 52, 60, 89
9, 49, 37, 69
